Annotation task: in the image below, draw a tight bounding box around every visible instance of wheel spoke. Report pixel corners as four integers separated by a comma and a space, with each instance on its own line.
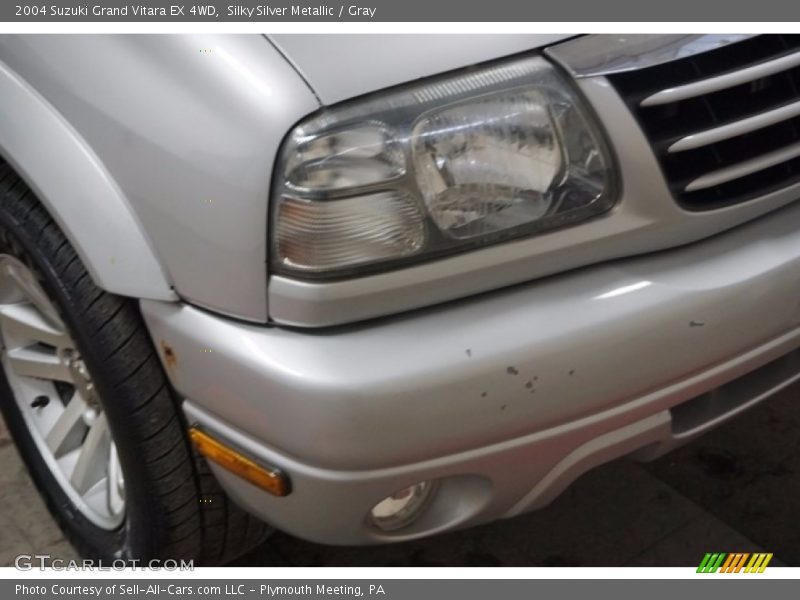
0, 303, 71, 349
45, 395, 88, 457
70, 413, 110, 496
6, 346, 73, 382
0, 253, 125, 529
3, 261, 63, 326
107, 444, 125, 517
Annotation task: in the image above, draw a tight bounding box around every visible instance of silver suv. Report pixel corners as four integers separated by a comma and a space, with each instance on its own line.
1, 33, 799, 564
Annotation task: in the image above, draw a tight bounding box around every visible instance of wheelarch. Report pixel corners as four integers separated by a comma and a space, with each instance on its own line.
0, 59, 176, 302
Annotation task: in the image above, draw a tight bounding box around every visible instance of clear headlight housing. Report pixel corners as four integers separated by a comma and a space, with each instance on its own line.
272, 54, 616, 279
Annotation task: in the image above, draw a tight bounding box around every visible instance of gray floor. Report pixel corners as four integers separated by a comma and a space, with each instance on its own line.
2, 383, 798, 567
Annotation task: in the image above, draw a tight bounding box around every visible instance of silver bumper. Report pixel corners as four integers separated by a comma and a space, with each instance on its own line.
142, 200, 800, 545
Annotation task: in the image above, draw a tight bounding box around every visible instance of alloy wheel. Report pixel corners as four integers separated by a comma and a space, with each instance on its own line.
0, 254, 125, 530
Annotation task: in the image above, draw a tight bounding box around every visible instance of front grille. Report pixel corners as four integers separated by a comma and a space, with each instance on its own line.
608, 35, 800, 210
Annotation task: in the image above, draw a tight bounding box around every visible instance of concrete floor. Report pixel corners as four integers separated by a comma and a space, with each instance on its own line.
2, 383, 798, 567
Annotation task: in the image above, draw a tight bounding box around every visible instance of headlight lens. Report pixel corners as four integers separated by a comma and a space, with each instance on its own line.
285, 124, 406, 192
276, 191, 426, 271
412, 89, 563, 240
272, 55, 615, 279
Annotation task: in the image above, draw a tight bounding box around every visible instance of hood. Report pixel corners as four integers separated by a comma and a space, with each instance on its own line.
267, 34, 573, 105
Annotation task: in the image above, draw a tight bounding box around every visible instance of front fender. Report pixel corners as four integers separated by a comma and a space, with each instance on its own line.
0, 35, 319, 321
0, 59, 175, 301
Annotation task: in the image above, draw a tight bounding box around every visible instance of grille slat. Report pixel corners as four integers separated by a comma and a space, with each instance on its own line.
668, 99, 800, 152
640, 51, 800, 107
685, 141, 800, 191
609, 34, 800, 210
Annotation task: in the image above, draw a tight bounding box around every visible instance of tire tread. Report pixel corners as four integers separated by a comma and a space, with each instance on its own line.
0, 159, 270, 564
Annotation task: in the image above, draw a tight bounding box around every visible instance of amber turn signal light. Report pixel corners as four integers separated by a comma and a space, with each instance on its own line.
189, 426, 291, 497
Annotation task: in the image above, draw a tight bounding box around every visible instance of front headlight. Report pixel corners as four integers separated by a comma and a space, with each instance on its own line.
272, 54, 616, 279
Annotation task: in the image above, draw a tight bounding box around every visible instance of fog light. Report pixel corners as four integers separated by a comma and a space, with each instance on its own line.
369, 481, 436, 531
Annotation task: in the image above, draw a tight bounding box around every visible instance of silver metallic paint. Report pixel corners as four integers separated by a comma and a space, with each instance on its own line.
184, 318, 800, 546
144, 197, 800, 472
545, 34, 754, 78
184, 400, 671, 544
5, 33, 800, 544
0, 59, 174, 300
268, 34, 572, 105
155, 191, 800, 541
0, 34, 320, 321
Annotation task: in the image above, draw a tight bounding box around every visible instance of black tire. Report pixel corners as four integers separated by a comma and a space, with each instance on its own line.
0, 159, 271, 565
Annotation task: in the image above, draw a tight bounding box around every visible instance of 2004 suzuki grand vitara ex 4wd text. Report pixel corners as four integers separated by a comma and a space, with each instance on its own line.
1, 33, 800, 564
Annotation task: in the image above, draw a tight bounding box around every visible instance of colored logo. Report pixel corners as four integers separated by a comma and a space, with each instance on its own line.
697, 553, 773, 573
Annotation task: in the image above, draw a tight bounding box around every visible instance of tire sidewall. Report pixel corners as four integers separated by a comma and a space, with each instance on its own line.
0, 207, 160, 562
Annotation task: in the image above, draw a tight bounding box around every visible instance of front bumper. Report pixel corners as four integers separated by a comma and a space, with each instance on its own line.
142, 200, 800, 545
